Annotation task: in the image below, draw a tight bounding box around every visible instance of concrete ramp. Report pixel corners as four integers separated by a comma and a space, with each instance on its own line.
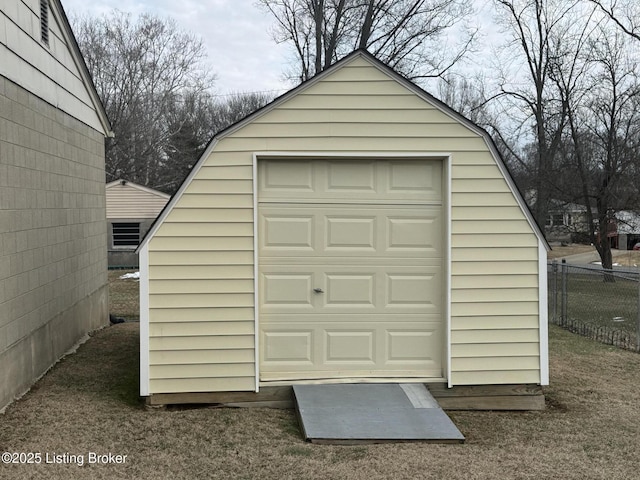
293, 383, 464, 444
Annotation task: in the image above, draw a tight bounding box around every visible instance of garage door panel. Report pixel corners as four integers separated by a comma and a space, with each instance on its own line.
262, 273, 314, 307
260, 205, 442, 257
260, 160, 314, 193
387, 274, 441, 307
260, 321, 443, 377
260, 266, 441, 314
325, 331, 375, 363
387, 329, 441, 364
261, 313, 439, 323
258, 158, 444, 381
387, 215, 442, 252
326, 216, 376, 250
326, 161, 377, 192
259, 159, 443, 204
326, 274, 375, 306
388, 160, 441, 195
263, 331, 313, 363
260, 257, 442, 266
262, 215, 315, 250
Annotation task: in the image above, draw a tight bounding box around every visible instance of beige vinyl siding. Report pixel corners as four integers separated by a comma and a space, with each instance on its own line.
150, 377, 254, 394
147, 160, 255, 393
145, 55, 541, 393
452, 370, 541, 385
150, 279, 254, 294
452, 316, 540, 329
106, 183, 169, 219
0, 1, 104, 131
150, 349, 254, 365
150, 308, 255, 322
451, 343, 540, 357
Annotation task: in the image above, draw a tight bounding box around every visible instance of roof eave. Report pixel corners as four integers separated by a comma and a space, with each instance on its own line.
52, 0, 113, 137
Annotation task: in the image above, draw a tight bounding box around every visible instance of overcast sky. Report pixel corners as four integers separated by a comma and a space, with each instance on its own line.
59, 0, 505, 97
59, 0, 294, 97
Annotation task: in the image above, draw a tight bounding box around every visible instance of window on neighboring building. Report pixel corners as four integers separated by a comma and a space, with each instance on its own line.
112, 223, 140, 247
552, 214, 564, 226
40, 0, 49, 46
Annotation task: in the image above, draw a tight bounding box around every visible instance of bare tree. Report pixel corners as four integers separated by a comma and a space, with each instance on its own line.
258, 0, 475, 82
558, 28, 640, 271
588, 0, 640, 41
72, 10, 216, 189
489, 0, 599, 228
436, 74, 491, 125
210, 92, 275, 135
154, 91, 274, 194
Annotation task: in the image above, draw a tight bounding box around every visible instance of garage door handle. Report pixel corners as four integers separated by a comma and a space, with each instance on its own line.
313, 288, 324, 294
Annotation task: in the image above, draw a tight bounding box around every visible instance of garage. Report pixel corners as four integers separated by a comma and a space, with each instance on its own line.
137, 49, 549, 408
258, 158, 444, 381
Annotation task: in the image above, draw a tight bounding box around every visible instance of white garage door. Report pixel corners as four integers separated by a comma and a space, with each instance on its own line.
258, 159, 444, 382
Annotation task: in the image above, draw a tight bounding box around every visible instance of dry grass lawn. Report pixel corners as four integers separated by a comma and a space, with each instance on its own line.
610, 250, 640, 267
1, 325, 639, 480
107, 269, 139, 321
547, 244, 640, 267
547, 244, 596, 259
1, 275, 640, 479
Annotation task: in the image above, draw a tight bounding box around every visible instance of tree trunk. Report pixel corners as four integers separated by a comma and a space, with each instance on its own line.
313, 0, 324, 75
596, 207, 615, 282
600, 241, 615, 282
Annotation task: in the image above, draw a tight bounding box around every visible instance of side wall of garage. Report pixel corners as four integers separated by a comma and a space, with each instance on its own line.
143, 54, 541, 394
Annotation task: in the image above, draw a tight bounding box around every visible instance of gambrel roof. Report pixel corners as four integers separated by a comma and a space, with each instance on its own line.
138, 49, 548, 252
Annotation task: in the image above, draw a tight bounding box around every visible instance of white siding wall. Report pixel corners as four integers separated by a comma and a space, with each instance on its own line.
0, 0, 104, 132
106, 183, 169, 220
145, 55, 542, 393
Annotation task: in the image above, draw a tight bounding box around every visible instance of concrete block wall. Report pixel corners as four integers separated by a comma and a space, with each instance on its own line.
0, 76, 108, 411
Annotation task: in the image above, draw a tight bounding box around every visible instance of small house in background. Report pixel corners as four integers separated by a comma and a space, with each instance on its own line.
136, 50, 550, 410
1, 0, 111, 411
545, 201, 590, 244
106, 180, 170, 268
615, 211, 640, 250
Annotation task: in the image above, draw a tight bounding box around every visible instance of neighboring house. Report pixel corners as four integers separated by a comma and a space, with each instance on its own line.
545, 201, 590, 243
546, 200, 624, 248
0, 0, 112, 411
615, 211, 640, 250
106, 180, 170, 267
137, 50, 550, 409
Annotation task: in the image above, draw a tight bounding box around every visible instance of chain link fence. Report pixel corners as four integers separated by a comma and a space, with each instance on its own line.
548, 260, 640, 351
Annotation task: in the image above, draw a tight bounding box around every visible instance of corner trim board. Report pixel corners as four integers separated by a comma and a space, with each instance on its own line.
445, 155, 453, 388
139, 244, 150, 396
538, 239, 549, 385
253, 153, 260, 393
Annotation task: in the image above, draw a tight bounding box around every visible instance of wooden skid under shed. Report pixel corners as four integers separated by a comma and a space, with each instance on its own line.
146, 383, 545, 410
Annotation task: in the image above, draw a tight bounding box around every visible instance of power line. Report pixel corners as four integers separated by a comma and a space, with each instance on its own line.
210, 88, 289, 99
